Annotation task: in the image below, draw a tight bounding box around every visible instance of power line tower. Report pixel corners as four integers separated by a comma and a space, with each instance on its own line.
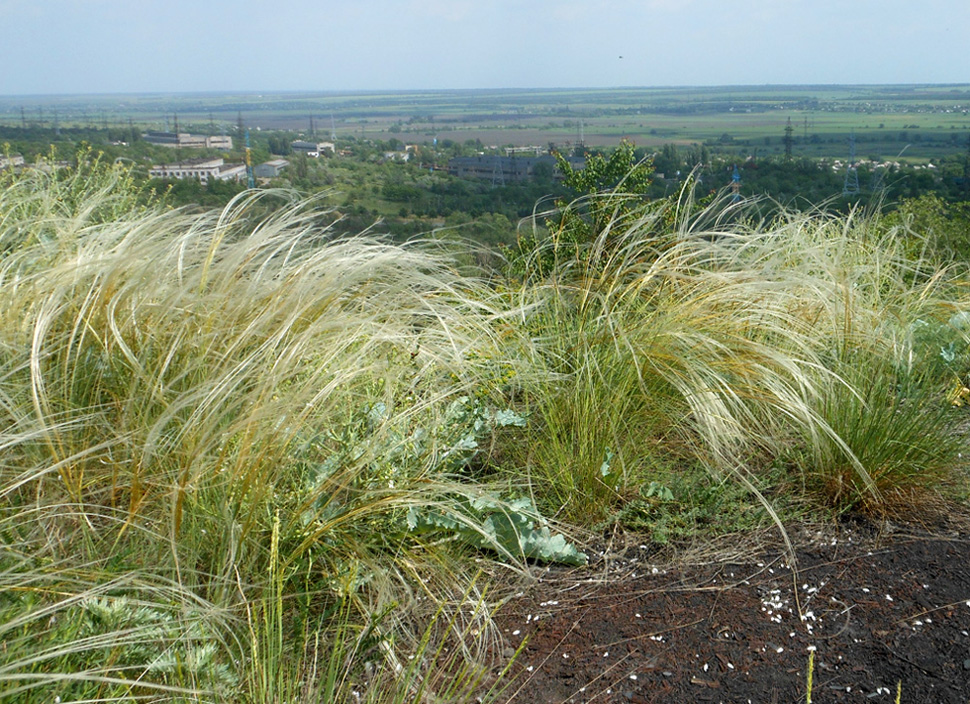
245, 129, 255, 189
783, 117, 794, 161
731, 164, 741, 202
842, 132, 861, 197
330, 114, 337, 141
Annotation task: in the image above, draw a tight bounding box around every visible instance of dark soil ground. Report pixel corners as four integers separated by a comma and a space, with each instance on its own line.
491, 513, 970, 704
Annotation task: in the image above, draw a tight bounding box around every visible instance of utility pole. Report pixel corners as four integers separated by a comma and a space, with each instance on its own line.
245, 129, 255, 189
783, 117, 794, 161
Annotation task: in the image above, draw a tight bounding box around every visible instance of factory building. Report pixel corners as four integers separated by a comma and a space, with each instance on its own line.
143, 132, 233, 150
148, 158, 247, 184
447, 154, 585, 183
290, 141, 335, 157
254, 159, 289, 178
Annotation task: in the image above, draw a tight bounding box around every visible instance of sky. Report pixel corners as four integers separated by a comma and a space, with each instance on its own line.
2, 0, 969, 96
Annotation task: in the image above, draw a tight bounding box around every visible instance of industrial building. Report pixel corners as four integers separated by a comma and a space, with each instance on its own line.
0, 154, 25, 171
143, 132, 233, 150
290, 141, 335, 157
447, 154, 585, 184
148, 158, 247, 184
254, 159, 289, 179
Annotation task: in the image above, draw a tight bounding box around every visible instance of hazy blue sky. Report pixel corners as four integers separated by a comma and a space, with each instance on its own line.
2, 0, 968, 95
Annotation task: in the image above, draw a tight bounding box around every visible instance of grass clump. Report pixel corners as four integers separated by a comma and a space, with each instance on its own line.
505, 189, 968, 529
0, 161, 537, 701
722, 205, 969, 513
508, 194, 832, 523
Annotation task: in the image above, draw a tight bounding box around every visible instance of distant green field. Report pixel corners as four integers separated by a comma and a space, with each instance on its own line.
2, 85, 969, 161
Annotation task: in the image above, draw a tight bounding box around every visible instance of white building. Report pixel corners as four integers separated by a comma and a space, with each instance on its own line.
0, 154, 25, 170
144, 132, 233, 150
206, 135, 234, 150
382, 150, 411, 162
149, 158, 247, 184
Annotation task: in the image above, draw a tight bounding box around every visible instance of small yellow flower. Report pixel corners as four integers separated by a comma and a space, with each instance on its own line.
948, 384, 970, 407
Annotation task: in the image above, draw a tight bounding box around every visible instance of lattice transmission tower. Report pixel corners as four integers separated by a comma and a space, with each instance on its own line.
245, 129, 255, 190
842, 132, 860, 197
784, 117, 794, 161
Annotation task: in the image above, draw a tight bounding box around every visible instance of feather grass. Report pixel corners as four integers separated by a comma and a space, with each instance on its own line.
0, 171, 530, 701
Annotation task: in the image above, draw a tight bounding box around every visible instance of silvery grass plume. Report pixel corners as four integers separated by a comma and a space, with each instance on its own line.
700, 202, 970, 512
0, 173, 537, 701
509, 187, 966, 522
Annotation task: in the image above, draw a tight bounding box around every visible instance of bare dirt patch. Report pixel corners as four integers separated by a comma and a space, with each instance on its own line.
492, 515, 970, 703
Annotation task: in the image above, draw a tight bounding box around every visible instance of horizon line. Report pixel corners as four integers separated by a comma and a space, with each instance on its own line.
4, 82, 970, 100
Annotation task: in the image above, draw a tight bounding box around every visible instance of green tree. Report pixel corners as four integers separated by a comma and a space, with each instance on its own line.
267, 135, 291, 156
654, 143, 681, 176
506, 140, 654, 280
551, 138, 653, 244
292, 151, 309, 179
883, 194, 970, 262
